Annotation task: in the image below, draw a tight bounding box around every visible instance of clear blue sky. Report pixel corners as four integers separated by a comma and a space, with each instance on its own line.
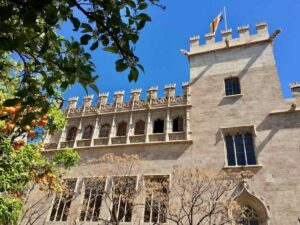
61, 0, 300, 106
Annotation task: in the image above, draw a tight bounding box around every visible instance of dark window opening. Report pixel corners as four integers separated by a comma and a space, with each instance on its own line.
225, 77, 241, 96
66, 127, 77, 141
116, 121, 127, 136
225, 132, 256, 166
134, 120, 145, 135
99, 124, 110, 137
153, 119, 164, 133
172, 117, 184, 132
82, 125, 94, 139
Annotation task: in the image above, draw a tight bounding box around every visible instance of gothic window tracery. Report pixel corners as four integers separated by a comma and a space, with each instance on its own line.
238, 205, 260, 225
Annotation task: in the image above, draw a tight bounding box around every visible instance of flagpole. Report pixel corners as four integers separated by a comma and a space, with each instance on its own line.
224, 7, 228, 30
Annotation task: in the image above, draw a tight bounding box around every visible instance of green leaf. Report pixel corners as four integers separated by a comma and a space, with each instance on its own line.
89, 84, 99, 94
138, 2, 148, 10
137, 20, 146, 30
103, 46, 118, 54
80, 34, 91, 45
138, 13, 151, 21
128, 67, 139, 82
70, 16, 80, 31
3, 98, 21, 107
81, 23, 93, 33
116, 59, 128, 72
90, 41, 99, 51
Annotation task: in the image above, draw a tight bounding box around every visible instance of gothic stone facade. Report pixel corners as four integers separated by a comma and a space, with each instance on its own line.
25, 22, 300, 225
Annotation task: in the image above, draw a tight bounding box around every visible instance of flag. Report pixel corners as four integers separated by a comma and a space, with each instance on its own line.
210, 12, 224, 34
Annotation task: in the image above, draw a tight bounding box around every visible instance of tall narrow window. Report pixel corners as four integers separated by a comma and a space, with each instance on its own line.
111, 177, 137, 222
116, 121, 127, 136
99, 124, 110, 137
49, 179, 77, 222
66, 127, 77, 141
225, 132, 256, 166
82, 125, 94, 139
225, 77, 241, 96
172, 117, 184, 132
153, 119, 164, 133
80, 178, 106, 222
144, 176, 169, 224
135, 120, 145, 135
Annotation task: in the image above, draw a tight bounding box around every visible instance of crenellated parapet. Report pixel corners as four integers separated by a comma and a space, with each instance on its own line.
188, 22, 270, 55
66, 83, 191, 117
290, 82, 300, 98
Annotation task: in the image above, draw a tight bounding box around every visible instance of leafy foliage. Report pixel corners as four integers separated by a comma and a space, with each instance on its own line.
0, 0, 163, 223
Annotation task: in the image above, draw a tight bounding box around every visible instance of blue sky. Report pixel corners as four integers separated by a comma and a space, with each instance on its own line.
62, 0, 300, 105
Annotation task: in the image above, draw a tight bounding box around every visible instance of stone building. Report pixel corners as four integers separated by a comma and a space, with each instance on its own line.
25, 22, 300, 225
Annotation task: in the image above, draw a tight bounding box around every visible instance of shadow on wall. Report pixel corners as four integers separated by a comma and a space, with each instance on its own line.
256, 111, 300, 156
189, 43, 267, 86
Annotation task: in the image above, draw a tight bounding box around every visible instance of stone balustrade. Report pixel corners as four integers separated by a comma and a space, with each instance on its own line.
60, 141, 75, 148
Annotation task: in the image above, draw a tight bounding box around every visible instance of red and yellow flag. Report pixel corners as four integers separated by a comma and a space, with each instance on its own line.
210, 12, 224, 34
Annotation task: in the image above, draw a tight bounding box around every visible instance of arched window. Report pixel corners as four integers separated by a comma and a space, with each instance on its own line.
172, 117, 183, 132
238, 205, 260, 225
82, 125, 94, 139
99, 124, 110, 137
67, 127, 77, 141
134, 120, 145, 135
153, 119, 164, 133
116, 121, 127, 136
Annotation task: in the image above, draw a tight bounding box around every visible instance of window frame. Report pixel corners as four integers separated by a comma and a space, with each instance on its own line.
221, 125, 258, 167
48, 178, 78, 222
110, 176, 138, 223
79, 177, 107, 222
224, 77, 241, 96
143, 175, 170, 224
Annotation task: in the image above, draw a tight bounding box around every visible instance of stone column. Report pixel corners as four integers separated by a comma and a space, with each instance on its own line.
145, 111, 151, 143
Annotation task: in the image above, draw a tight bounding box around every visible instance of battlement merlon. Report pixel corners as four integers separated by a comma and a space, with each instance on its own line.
65, 83, 191, 109
290, 82, 300, 98
185, 22, 281, 56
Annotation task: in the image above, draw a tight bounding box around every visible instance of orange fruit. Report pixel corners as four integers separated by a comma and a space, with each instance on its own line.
8, 107, 16, 114
23, 125, 31, 131
31, 119, 37, 125
14, 103, 22, 111
6, 123, 14, 130
41, 115, 48, 120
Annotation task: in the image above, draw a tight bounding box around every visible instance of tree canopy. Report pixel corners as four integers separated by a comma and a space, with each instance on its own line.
0, 0, 163, 224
